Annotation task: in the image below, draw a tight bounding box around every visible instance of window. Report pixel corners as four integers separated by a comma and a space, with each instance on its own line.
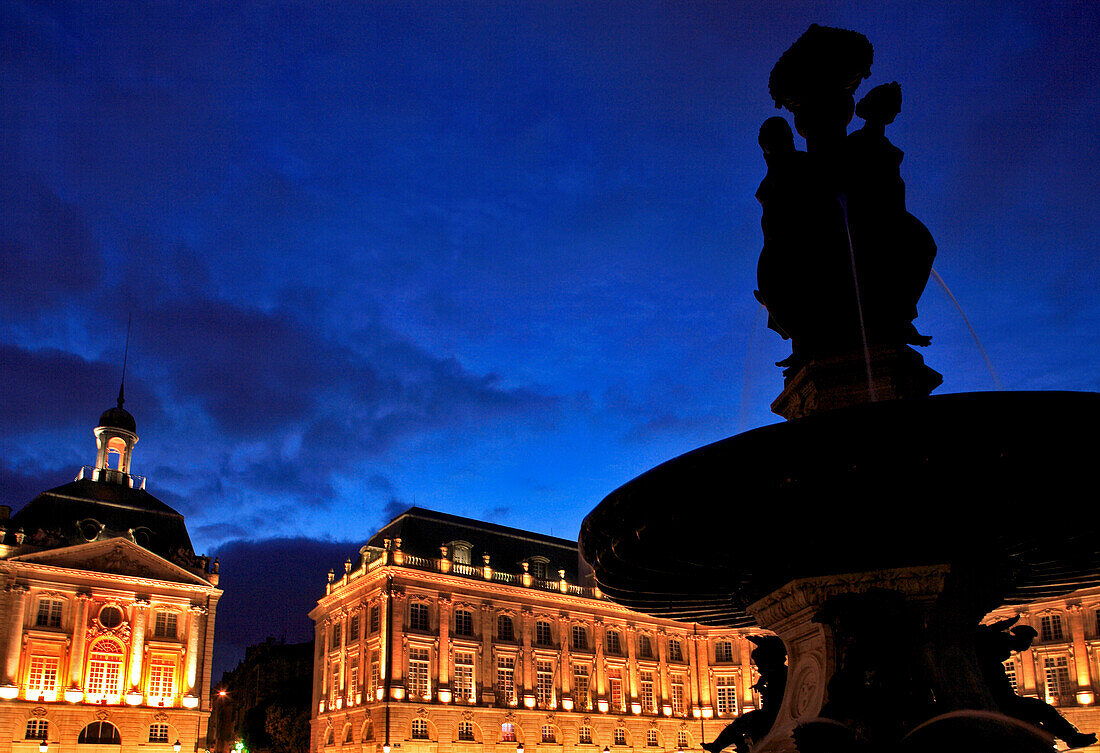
579, 726, 593, 745
608, 669, 625, 712
363, 720, 375, 741
542, 725, 556, 743
455, 609, 474, 637
497, 656, 516, 705
26, 719, 49, 740
348, 661, 359, 703
79, 721, 122, 744
716, 675, 738, 716
1040, 614, 1064, 642
349, 614, 361, 641
36, 598, 63, 628
498, 615, 515, 641
677, 731, 690, 749
536, 620, 553, 646
325, 728, 335, 746
668, 639, 683, 662
86, 639, 125, 701
453, 543, 473, 565
573, 663, 590, 710
370, 604, 381, 633
370, 653, 380, 698
646, 730, 659, 747
455, 651, 475, 702
537, 660, 554, 707
458, 721, 476, 741
640, 670, 656, 713
331, 623, 342, 648
154, 611, 178, 639
149, 723, 170, 743
571, 625, 588, 650
531, 560, 549, 579
345, 725, 354, 743
99, 605, 123, 629
148, 655, 176, 702
639, 634, 654, 659
501, 723, 516, 742
26, 656, 59, 701
330, 662, 341, 701
1044, 656, 1071, 704
409, 648, 430, 699
411, 719, 429, 740
614, 729, 627, 746
671, 676, 685, 716
715, 640, 734, 663
1004, 660, 1018, 694
410, 603, 430, 631
606, 630, 622, 655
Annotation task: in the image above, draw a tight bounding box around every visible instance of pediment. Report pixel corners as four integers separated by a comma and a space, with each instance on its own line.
11, 538, 211, 586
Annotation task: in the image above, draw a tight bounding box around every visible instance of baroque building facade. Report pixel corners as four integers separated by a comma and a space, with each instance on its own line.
311, 508, 1100, 753
0, 393, 222, 752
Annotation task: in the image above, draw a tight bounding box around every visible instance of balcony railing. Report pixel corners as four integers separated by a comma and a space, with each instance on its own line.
76, 466, 147, 490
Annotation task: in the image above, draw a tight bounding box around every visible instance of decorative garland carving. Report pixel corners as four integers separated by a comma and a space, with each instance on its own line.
31, 707, 48, 717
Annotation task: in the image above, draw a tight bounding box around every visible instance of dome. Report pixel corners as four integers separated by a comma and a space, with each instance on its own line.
98, 405, 136, 433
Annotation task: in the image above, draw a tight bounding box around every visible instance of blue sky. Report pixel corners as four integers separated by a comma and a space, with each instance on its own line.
3, 1, 1098, 671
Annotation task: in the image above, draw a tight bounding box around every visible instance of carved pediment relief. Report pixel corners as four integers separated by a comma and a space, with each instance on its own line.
12, 539, 210, 586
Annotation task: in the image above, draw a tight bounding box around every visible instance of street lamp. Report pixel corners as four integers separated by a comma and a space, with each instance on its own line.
517, 743, 525, 753
383, 744, 391, 753
173, 741, 182, 753
38, 741, 48, 753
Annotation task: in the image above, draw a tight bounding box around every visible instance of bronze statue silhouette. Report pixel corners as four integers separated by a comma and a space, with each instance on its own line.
755, 25, 936, 368
976, 616, 1097, 749
702, 636, 787, 753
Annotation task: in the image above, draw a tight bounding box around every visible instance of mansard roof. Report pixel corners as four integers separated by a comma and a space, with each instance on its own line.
365, 506, 585, 582
7, 477, 197, 568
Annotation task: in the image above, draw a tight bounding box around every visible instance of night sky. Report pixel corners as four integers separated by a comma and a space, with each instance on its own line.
3, 2, 1097, 676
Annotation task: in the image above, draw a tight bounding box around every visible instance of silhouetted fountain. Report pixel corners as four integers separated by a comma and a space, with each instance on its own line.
580, 24, 1100, 753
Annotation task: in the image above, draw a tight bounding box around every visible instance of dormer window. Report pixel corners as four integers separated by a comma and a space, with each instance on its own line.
451, 541, 474, 565
529, 557, 550, 580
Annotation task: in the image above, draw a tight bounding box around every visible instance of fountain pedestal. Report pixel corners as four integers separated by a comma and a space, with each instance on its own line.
772, 346, 942, 420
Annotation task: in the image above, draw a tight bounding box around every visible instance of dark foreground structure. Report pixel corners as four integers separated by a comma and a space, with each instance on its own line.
581, 24, 1100, 753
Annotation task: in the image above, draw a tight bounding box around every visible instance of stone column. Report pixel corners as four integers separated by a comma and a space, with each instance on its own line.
694, 633, 710, 710
185, 605, 207, 694
594, 617, 606, 699
625, 624, 638, 704
481, 603, 495, 703
129, 599, 149, 690
687, 634, 701, 711
559, 614, 572, 698
438, 596, 452, 689
390, 591, 406, 688
657, 628, 669, 709
521, 607, 534, 699
739, 635, 755, 710
200, 596, 218, 711
338, 607, 348, 701
4, 584, 29, 685
69, 593, 93, 686
1067, 605, 1093, 697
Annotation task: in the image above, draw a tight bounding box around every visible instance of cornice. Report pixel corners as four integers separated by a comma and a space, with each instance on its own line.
8, 561, 220, 595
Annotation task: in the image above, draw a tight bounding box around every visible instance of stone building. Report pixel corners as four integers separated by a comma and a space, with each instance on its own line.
309, 508, 766, 753
0, 391, 222, 752
311, 508, 1100, 753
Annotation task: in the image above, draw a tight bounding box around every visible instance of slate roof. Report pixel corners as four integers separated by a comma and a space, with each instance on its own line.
364, 506, 587, 583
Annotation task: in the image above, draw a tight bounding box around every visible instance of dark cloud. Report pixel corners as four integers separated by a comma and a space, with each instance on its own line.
210, 537, 357, 679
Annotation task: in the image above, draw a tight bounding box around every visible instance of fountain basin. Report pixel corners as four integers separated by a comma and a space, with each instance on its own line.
580, 390, 1100, 627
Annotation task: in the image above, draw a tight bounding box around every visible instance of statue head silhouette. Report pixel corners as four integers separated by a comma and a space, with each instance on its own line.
856, 82, 902, 126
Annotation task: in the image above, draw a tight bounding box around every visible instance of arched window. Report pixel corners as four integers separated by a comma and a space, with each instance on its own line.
25, 719, 49, 740
578, 726, 593, 745
362, 719, 374, 740
79, 721, 121, 744
614, 729, 627, 746
344, 724, 354, 743
324, 727, 334, 746
646, 729, 659, 747
497, 615, 515, 641
458, 721, 475, 741
149, 724, 170, 743
541, 725, 556, 743
535, 620, 553, 646
668, 639, 684, 662
86, 638, 125, 702
677, 731, 690, 750
411, 719, 430, 740
501, 723, 516, 742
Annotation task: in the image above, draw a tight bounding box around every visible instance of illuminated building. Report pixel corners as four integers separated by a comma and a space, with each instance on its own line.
309, 508, 768, 753
311, 508, 1100, 753
0, 392, 222, 752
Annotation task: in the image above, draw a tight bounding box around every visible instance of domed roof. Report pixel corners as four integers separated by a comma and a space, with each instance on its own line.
97, 384, 136, 433
98, 405, 136, 433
